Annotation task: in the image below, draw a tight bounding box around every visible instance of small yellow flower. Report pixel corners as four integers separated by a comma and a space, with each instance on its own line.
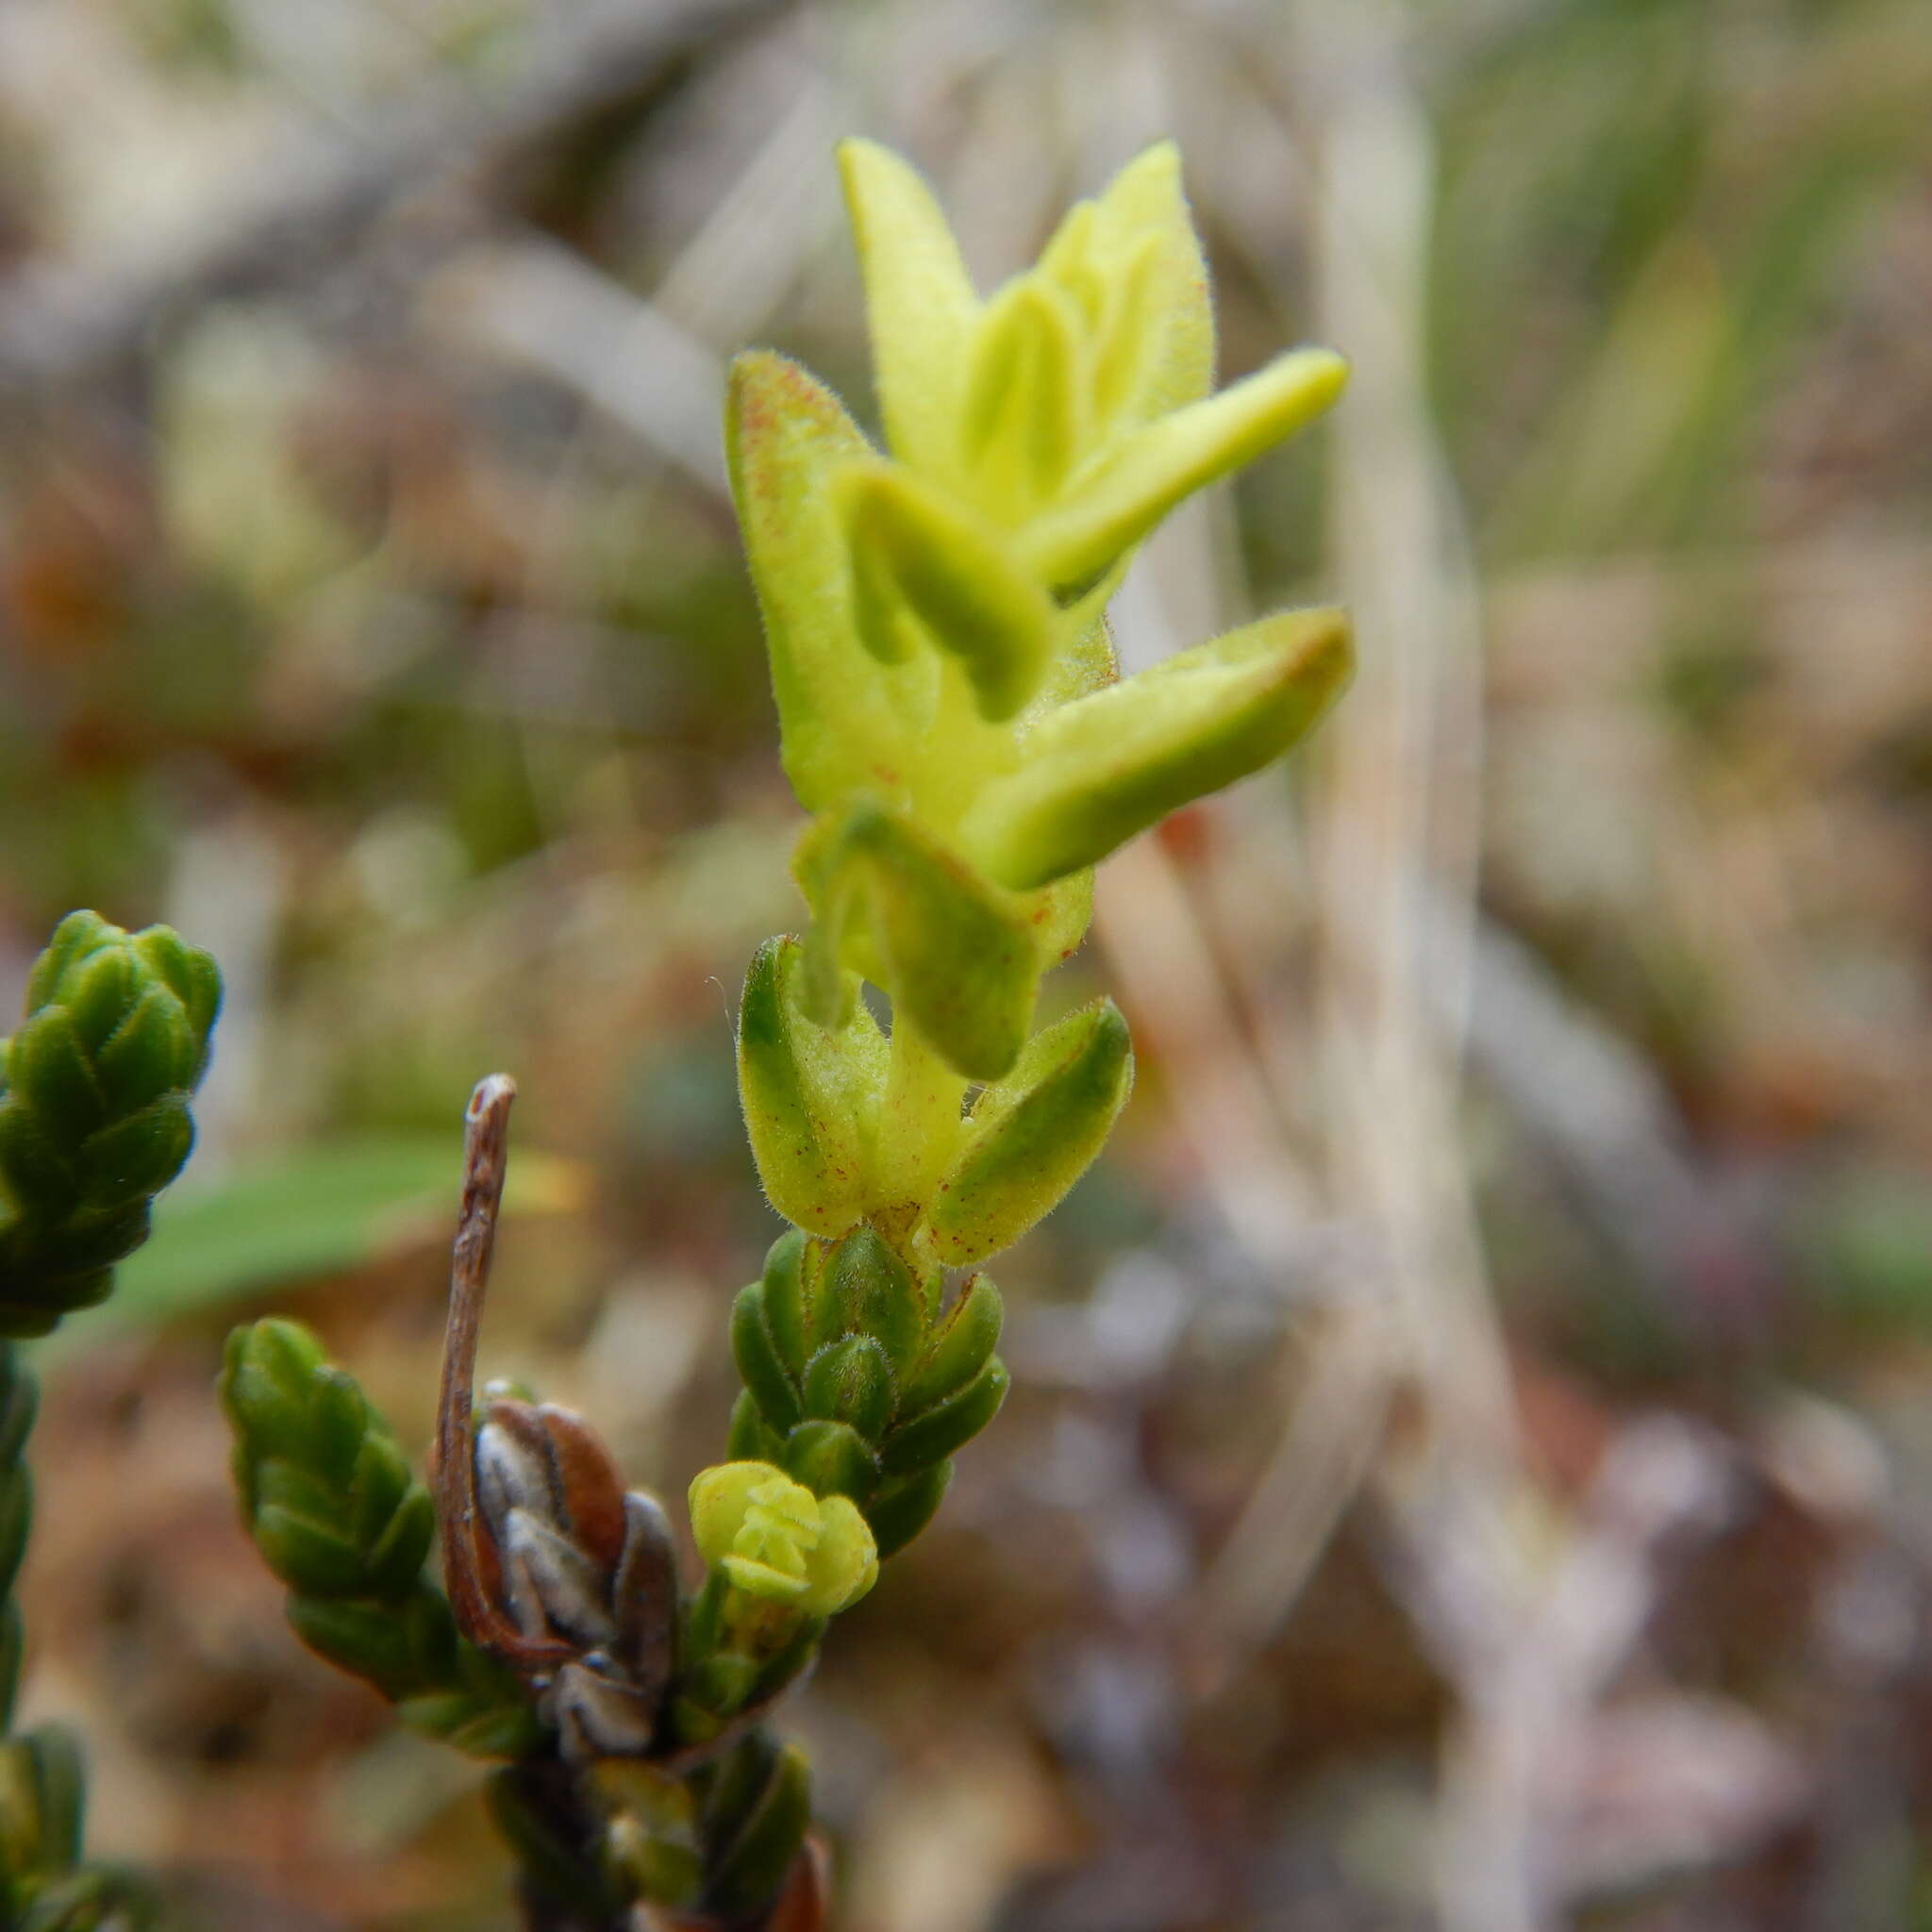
688, 1461, 878, 1617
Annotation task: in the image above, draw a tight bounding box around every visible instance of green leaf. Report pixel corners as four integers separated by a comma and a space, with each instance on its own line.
1049, 140, 1215, 428
796, 798, 1040, 1083
726, 351, 917, 813
865, 1461, 951, 1560
90, 985, 197, 1112
48, 1134, 583, 1348
897, 1274, 1003, 1415
8, 1013, 106, 1153
879, 1357, 1008, 1478
758, 1230, 812, 1378
961, 606, 1354, 891
838, 140, 981, 482
838, 460, 1059, 721
924, 1002, 1132, 1265
809, 1226, 922, 1374
737, 937, 887, 1238
731, 1282, 803, 1436
959, 277, 1089, 519
779, 1419, 878, 1503
703, 1741, 814, 1924
1021, 346, 1349, 591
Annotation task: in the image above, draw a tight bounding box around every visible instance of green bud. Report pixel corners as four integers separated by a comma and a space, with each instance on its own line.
16, 1207, 148, 1284
879, 1358, 1009, 1480
221, 1319, 330, 1473
780, 1419, 879, 1504
0, 1109, 81, 1233
924, 1001, 1133, 1264
0, 910, 220, 1337
688, 1461, 878, 1616
960, 607, 1354, 891
57, 946, 137, 1057
810, 1225, 923, 1373
399, 1681, 543, 1761
222, 1318, 535, 1757
223, 1323, 435, 1603
796, 798, 1038, 1082
24, 913, 96, 1011
131, 924, 222, 1046
737, 936, 886, 1238
898, 1275, 1004, 1416
90, 985, 196, 1112
801, 1336, 896, 1441
838, 460, 1058, 720
249, 1497, 363, 1597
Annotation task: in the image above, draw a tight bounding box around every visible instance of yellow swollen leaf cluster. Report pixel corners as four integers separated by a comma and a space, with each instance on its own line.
728, 138, 1352, 1265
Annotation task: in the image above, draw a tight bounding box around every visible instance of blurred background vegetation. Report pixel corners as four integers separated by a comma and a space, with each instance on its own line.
3, 0, 1931, 1925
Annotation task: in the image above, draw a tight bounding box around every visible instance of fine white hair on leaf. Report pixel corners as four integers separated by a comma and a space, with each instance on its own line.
503, 1507, 618, 1652
475, 1420, 560, 1548
551, 1659, 659, 1762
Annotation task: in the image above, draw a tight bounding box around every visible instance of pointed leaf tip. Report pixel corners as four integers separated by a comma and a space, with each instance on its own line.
922, 1001, 1134, 1264
961, 606, 1354, 890
838, 140, 980, 479
1022, 346, 1349, 590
